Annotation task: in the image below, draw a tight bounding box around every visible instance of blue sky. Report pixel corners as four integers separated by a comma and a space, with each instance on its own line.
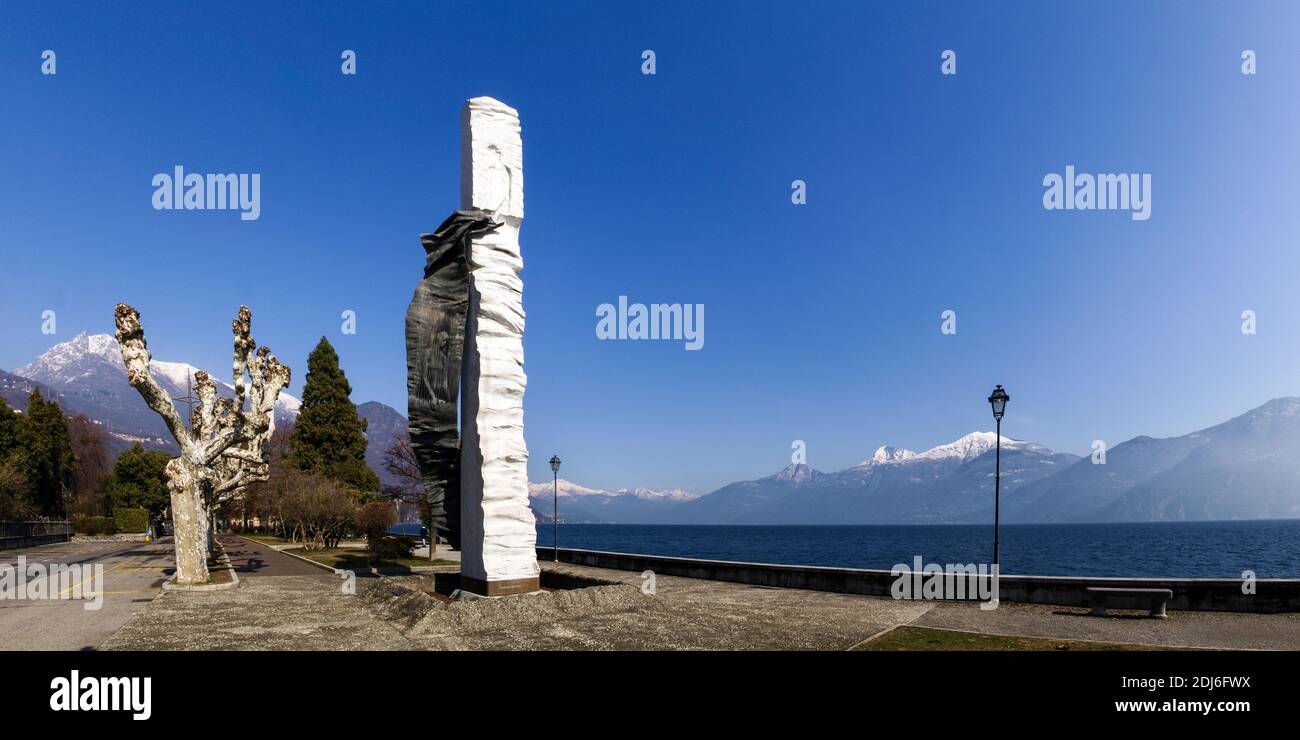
3, 2, 1299, 494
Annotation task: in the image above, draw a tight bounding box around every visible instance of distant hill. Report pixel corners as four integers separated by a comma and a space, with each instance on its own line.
1006, 397, 1300, 522
357, 400, 407, 488
1, 368, 62, 412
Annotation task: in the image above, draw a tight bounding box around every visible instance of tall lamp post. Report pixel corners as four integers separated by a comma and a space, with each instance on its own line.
549, 455, 562, 563
987, 385, 1010, 569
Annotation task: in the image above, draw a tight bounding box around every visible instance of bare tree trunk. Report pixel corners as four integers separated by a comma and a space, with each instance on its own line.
168, 465, 210, 584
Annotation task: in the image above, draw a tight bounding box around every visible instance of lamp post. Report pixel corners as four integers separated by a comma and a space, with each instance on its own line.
987, 385, 1010, 569
549, 455, 562, 563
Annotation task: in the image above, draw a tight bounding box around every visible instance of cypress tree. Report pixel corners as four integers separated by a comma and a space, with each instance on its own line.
109, 443, 172, 516
288, 337, 380, 493
0, 397, 32, 519
0, 396, 22, 460
19, 389, 74, 516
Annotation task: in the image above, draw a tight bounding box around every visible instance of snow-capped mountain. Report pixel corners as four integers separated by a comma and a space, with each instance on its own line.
667, 399, 1300, 525
527, 479, 699, 523
863, 445, 915, 465
527, 478, 697, 502
908, 431, 1027, 462
666, 432, 1079, 525
13, 332, 301, 442
1006, 397, 1300, 523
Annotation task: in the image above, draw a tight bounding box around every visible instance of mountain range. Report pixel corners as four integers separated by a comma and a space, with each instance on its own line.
1005, 397, 1300, 523
530, 399, 1300, 525
527, 479, 699, 524
8, 335, 1300, 524
660, 399, 1300, 524
13, 333, 301, 446
660, 432, 1079, 525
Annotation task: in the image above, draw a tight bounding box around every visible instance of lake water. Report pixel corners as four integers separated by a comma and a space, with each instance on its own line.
535, 520, 1300, 578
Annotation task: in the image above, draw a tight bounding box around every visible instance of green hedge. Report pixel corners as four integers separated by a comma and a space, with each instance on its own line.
371, 535, 417, 560
77, 516, 117, 536
113, 507, 151, 534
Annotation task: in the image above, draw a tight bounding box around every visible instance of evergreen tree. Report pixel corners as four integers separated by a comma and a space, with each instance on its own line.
18, 390, 74, 516
288, 337, 380, 493
67, 415, 112, 518
108, 443, 172, 516
0, 396, 22, 460
0, 397, 32, 518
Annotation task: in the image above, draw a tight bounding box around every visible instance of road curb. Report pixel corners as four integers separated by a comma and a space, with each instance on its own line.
162, 540, 241, 592
234, 535, 457, 578
234, 534, 339, 574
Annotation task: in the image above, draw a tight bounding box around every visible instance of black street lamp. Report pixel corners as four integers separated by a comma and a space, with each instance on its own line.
987, 385, 1010, 570
549, 455, 562, 563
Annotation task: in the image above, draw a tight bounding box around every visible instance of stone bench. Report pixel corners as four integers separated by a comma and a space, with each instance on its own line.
1086, 587, 1173, 618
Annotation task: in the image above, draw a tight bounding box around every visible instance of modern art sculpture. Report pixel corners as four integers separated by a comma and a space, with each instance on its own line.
406, 97, 539, 596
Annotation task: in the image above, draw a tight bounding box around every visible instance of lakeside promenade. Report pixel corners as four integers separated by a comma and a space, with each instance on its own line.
100, 547, 1300, 651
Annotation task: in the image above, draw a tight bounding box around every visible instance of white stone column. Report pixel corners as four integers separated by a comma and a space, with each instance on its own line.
458, 96, 540, 595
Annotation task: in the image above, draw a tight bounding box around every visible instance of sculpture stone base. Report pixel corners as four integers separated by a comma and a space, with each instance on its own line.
459, 574, 541, 597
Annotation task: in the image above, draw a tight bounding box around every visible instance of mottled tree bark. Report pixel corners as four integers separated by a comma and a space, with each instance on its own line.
405, 210, 500, 550
115, 304, 290, 584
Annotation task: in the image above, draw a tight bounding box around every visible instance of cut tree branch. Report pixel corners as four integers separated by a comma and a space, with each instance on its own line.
114, 303, 190, 451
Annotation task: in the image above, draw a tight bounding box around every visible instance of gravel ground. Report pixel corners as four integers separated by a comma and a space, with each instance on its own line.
372, 564, 935, 650
99, 560, 1300, 651
101, 573, 411, 651
103, 562, 934, 650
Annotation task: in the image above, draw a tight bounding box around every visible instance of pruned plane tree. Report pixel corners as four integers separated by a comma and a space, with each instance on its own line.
114, 303, 291, 584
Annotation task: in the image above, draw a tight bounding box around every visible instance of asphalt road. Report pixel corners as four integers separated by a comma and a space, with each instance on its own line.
219, 535, 331, 577
0, 538, 174, 650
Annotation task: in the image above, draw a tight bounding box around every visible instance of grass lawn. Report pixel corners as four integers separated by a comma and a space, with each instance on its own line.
237, 533, 289, 544
285, 547, 458, 570
237, 533, 365, 548
854, 626, 1175, 651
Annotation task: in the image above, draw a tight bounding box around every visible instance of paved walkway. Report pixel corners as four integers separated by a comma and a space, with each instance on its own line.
102, 560, 933, 650
0, 538, 172, 650
405, 564, 932, 650
219, 535, 328, 577
96, 559, 1300, 651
